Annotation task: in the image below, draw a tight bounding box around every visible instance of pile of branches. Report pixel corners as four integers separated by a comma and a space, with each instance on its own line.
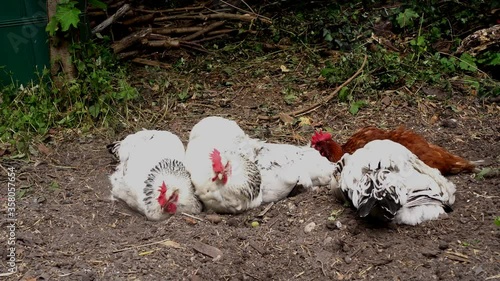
87, 0, 271, 68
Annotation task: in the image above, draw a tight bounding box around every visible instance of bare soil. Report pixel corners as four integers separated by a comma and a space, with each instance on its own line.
1, 48, 499, 281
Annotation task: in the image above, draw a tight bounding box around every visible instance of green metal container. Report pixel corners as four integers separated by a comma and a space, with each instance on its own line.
0, 0, 49, 85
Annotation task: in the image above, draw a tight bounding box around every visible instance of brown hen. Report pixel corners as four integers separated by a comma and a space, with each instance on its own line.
311, 126, 479, 175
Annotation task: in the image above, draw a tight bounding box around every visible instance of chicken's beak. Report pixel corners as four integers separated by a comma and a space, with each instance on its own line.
217, 173, 223, 180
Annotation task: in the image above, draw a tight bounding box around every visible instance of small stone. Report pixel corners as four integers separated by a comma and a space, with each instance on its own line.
335, 221, 343, 229
438, 241, 449, 250
473, 265, 484, 275
422, 248, 439, 258
226, 218, 239, 227
326, 220, 337, 230
205, 214, 223, 224
33, 196, 46, 204
323, 237, 333, 246
344, 256, 352, 264
441, 118, 458, 128
304, 222, 316, 233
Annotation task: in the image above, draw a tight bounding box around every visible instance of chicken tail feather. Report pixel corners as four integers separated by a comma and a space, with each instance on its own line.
358, 196, 399, 221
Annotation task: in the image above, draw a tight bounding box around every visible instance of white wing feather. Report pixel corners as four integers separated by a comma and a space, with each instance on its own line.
256, 143, 338, 203
335, 139, 456, 225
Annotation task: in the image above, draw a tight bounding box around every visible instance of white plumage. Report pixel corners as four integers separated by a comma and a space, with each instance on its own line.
334, 139, 456, 225
255, 143, 338, 203
108, 130, 201, 220
185, 117, 263, 214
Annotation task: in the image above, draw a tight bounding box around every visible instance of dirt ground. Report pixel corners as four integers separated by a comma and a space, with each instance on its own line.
1, 47, 500, 281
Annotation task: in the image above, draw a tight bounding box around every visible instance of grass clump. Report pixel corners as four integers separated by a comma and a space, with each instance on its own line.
0, 39, 137, 155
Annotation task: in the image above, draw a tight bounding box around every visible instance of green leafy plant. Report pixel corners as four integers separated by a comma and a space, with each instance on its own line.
46, 0, 81, 36
495, 217, 500, 227
46, 0, 107, 36
0, 39, 138, 155
349, 100, 367, 115
396, 8, 419, 28
177, 89, 190, 102
458, 53, 478, 72
328, 209, 344, 221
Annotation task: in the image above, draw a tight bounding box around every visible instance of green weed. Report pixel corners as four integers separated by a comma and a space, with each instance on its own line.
0, 39, 138, 155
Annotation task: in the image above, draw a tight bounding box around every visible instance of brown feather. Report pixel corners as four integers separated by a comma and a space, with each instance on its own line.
340, 126, 477, 175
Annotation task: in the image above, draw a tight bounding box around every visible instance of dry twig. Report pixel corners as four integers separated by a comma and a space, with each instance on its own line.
92, 4, 131, 34
258, 55, 368, 120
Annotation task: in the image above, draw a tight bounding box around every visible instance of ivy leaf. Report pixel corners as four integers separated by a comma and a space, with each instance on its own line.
88, 104, 100, 118
55, 4, 81, 32
349, 100, 367, 115
89, 0, 107, 10
396, 8, 419, 28
45, 16, 59, 36
477, 52, 500, 66
487, 53, 500, 65
458, 53, 477, 72
338, 87, 350, 102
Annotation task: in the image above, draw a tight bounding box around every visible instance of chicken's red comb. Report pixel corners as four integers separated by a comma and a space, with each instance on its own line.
157, 182, 168, 206
311, 131, 332, 145
210, 148, 221, 161
210, 148, 224, 171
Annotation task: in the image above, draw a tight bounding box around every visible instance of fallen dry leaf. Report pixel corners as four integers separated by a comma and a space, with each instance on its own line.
429, 114, 439, 124
162, 240, 182, 249
183, 217, 197, 225
380, 96, 392, 107
192, 241, 223, 261
280, 65, 290, 72
37, 143, 52, 156
139, 250, 155, 256
298, 117, 311, 126
279, 113, 294, 125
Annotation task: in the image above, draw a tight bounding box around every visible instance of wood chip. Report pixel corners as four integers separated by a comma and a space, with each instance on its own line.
192, 241, 223, 261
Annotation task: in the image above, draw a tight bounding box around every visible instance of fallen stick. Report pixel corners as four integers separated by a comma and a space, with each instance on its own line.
258, 55, 368, 120
207, 29, 236, 35
219, 0, 272, 24
111, 27, 151, 53
117, 50, 139, 60
135, 5, 205, 14
192, 34, 229, 43
131, 58, 172, 69
109, 0, 126, 10
180, 41, 210, 53
122, 13, 154, 26
182, 21, 225, 41
92, 3, 131, 34
181, 212, 206, 222
153, 26, 203, 35
142, 39, 180, 48
112, 238, 176, 253
154, 12, 259, 23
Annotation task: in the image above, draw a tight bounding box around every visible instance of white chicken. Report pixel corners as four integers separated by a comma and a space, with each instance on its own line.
185, 117, 263, 214
334, 139, 456, 225
108, 130, 202, 220
255, 143, 338, 203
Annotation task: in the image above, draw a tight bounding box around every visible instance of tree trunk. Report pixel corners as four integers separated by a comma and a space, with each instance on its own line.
47, 0, 76, 85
